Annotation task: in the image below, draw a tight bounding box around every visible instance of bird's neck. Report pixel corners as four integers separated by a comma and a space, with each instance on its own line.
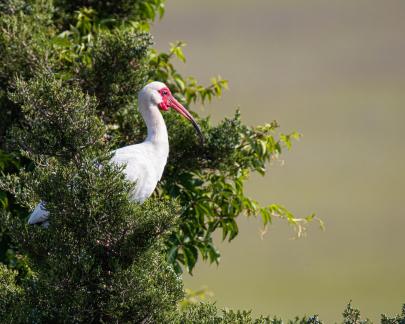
141, 103, 169, 147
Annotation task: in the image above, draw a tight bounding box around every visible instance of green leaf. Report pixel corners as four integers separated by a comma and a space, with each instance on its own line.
167, 245, 178, 264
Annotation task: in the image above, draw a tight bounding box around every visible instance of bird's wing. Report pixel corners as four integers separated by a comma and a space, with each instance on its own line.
28, 201, 49, 225
111, 145, 144, 181
112, 144, 160, 202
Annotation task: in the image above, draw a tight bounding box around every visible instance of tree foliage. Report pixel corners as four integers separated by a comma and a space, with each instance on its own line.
176, 302, 405, 324
0, 0, 321, 275
0, 0, 326, 321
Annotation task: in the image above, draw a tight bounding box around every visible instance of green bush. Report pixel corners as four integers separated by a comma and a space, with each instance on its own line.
0, 0, 355, 322
176, 302, 405, 324
0, 0, 319, 277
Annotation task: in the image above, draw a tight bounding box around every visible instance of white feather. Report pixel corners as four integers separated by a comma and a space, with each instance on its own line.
111, 141, 168, 203
28, 202, 49, 225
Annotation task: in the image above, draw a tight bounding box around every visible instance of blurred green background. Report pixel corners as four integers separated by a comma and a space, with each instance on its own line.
153, 0, 405, 321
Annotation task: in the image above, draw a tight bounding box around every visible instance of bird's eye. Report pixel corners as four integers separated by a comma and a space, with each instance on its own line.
162, 90, 168, 96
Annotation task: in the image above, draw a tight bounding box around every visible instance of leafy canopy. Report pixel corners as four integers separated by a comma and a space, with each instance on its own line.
0, 1, 402, 322
0, 0, 321, 276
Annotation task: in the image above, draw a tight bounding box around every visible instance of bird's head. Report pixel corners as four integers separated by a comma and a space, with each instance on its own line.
139, 81, 204, 143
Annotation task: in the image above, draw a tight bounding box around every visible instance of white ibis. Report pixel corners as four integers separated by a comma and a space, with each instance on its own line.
28, 81, 203, 226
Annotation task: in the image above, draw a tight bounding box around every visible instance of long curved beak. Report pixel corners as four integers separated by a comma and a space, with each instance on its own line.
168, 95, 204, 144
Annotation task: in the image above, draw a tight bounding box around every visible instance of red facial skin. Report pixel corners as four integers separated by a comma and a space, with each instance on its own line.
158, 87, 171, 111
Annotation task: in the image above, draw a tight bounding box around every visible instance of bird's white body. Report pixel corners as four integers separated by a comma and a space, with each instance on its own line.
28, 81, 171, 225
111, 141, 168, 203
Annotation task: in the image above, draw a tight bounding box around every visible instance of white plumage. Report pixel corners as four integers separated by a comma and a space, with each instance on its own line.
28, 81, 202, 226
111, 141, 168, 203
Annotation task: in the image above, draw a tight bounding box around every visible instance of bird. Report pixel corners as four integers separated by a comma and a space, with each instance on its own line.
28, 81, 203, 226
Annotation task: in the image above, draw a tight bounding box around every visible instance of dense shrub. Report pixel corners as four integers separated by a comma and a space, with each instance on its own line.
0, 0, 370, 322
